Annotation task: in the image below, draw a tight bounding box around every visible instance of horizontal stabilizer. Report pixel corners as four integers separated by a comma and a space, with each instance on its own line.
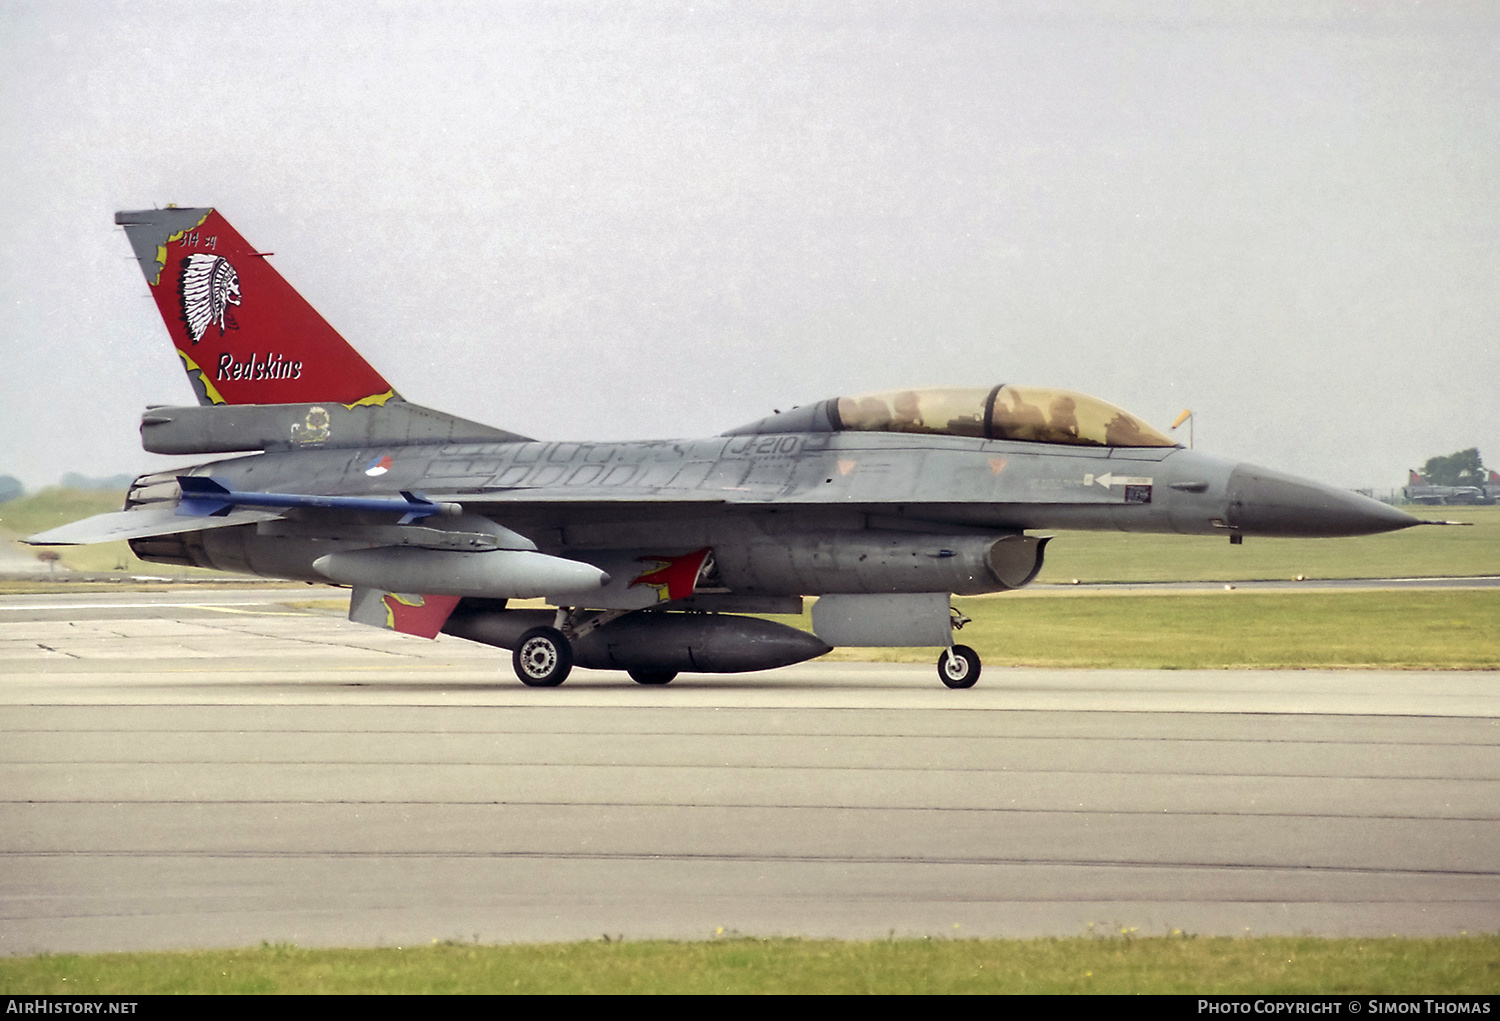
141, 400, 529, 455
177, 476, 461, 524
26, 505, 284, 546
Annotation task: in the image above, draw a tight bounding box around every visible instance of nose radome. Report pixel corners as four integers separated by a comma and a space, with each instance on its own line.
1227, 464, 1423, 537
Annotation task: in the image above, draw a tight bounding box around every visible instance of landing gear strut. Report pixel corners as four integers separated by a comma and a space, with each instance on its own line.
937, 605, 980, 688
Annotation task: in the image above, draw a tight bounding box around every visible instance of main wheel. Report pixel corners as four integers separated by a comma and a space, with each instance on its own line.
628, 668, 677, 685
938, 644, 981, 689
513, 627, 573, 687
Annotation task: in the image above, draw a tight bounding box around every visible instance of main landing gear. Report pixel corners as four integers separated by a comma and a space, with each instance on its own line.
513, 626, 572, 687
511, 609, 679, 687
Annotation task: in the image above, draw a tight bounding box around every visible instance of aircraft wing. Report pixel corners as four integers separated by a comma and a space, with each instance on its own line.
25, 506, 286, 545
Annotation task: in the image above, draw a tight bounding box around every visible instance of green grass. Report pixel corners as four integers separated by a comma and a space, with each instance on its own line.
787, 589, 1500, 670
1035, 506, 1500, 583
888, 589, 1500, 670
0, 487, 128, 536
1, 936, 1496, 994
0, 487, 142, 575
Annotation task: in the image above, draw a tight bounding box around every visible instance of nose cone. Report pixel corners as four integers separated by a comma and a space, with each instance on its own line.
1227, 464, 1422, 537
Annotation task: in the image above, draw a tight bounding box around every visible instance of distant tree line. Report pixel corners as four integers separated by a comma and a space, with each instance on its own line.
1419, 448, 1487, 488
0, 473, 139, 505
60, 472, 136, 491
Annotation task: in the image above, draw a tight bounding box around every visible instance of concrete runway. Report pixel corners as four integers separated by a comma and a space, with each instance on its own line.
2, 587, 1497, 954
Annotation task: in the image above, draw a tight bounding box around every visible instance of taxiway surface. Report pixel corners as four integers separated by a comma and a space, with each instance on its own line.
2, 587, 1497, 954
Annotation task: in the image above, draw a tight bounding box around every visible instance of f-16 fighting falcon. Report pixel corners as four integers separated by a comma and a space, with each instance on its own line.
1403, 470, 1486, 506
28, 208, 1431, 688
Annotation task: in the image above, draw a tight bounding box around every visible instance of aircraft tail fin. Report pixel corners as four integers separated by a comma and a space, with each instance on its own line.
116, 208, 397, 407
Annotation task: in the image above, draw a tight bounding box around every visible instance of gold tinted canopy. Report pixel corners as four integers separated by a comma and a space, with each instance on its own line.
833, 385, 1177, 447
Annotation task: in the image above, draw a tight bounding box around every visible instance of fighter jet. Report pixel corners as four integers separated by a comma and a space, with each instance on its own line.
28, 208, 1431, 688
1403, 470, 1484, 506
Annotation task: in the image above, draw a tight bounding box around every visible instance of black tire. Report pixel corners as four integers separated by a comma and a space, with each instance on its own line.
628, 668, 677, 685
513, 627, 573, 687
938, 644, 981, 689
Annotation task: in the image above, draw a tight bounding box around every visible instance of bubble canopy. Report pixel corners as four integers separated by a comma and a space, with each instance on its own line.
724, 385, 1179, 448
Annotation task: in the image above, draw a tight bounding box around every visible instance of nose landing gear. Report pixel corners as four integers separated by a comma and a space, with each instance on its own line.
937, 606, 980, 688
938, 645, 981, 688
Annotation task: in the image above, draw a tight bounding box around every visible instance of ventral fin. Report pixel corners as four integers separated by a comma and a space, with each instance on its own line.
348, 587, 460, 639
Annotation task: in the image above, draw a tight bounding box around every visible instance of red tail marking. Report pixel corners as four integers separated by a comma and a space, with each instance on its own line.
136, 209, 395, 407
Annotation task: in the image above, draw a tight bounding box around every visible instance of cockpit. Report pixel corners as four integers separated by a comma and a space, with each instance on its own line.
724, 385, 1179, 448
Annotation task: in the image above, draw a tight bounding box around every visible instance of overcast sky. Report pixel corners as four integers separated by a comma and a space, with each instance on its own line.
2, 0, 1495, 493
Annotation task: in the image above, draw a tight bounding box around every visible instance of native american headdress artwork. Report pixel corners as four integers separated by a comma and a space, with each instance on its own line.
178, 253, 242, 343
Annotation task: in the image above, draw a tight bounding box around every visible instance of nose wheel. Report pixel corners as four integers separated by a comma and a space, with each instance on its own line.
938, 644, 980, 688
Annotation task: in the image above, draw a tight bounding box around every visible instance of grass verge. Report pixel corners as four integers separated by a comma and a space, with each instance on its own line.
807, 589, 1500, 670
1035, 506, 1500, 583
2, 936, 1497, 994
